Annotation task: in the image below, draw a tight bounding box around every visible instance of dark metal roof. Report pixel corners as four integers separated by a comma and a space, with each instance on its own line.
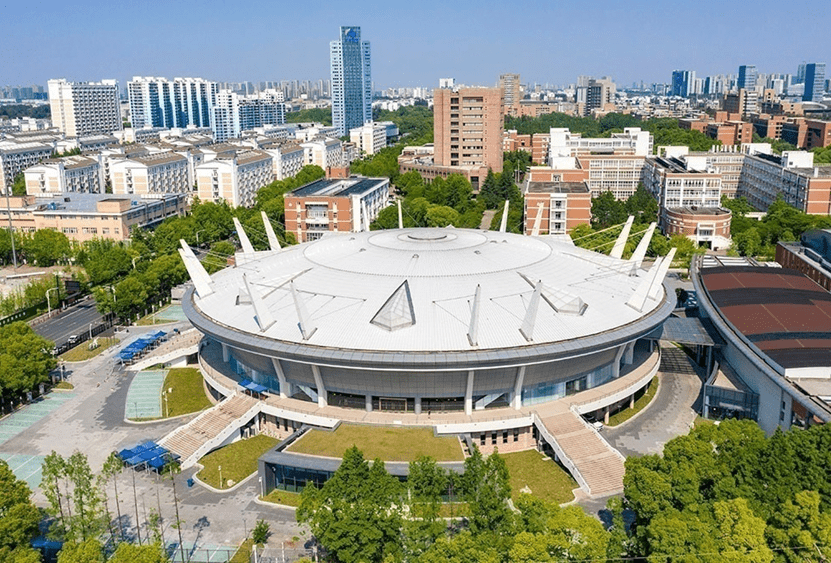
700, 266, 831, 369
645, 316, 720, 346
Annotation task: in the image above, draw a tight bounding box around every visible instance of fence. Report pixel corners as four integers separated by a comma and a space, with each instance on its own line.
253, 545, 316, 563
51, 314, 116, 356
0, 299, 47, 327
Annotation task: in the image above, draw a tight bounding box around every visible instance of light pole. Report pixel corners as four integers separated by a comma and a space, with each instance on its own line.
46, 287, 59, 315
89, 322, 93, 340
195, 230, 205, 248
218, 465, 222, 489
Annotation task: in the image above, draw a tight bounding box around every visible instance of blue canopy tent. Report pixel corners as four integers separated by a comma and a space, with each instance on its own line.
238, 378, 268, 398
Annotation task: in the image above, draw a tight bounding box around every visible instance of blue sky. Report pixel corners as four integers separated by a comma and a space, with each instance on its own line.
2, 0, 827, 89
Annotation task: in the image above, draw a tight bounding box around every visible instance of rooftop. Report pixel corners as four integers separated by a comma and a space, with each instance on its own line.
29, 192, 185, 214
666, 206, 732, 216
526, 181, 590, 194
700, 266, 831, 369
290, 177, 388, 198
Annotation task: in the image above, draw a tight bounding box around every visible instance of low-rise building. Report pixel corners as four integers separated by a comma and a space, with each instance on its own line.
776, 231, 831, 292
0, 192, 188, 242
261, 141, 305, 181
397, 145, 490, 190
740, 149, 831, 214
300, 138, 344, 170
642, 155, 722, 212
0, 141, 54, 194
523, 181, 591, 235
284, 176, 390, 242
110, 152, 190, 196
349, 122, 387, 155
195, 150, 273, 207
663, 206, 732, 250
24, 155, 103, 195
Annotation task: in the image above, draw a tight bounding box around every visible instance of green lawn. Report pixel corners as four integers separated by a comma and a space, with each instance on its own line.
287, 424, 464, 462
261, 489, 302, 507
607, 377, 658, 427
197, 435, 279, 489
438, 502, 470, 519
59, 337, 119, 362
502, 449, 577, 504
53, 381, 74, 390
163, 368, 212, 417
230, 539, 254, 563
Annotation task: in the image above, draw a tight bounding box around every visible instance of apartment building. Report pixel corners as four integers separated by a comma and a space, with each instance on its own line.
751, 114, 788, 139
213, 89, 287, 142
577, 77, 616, 116
47, 79, 121, 137
23, 155, 103, 195
261, 141, 305, 181
110, 152, 190, 196
300, 138, 344, 170
128, 77, 217, 130
523, 181, 591, 235
284, 176, 389, 242
0, 141, 54, 194
195, 150, 273, 207
499, 73, 521, 117
349, 122, 387, 155
723, 89, 758, 118
0, 193, 188, 242
434, 87, 504, 173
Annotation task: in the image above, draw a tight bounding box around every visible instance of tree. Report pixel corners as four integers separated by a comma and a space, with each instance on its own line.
625, 185, 659, 224
42, 451, 70, 539
591, 191, 628, 228
21, 229, 71, 266
66, 452, 106, 542
416, 531, 499, 563
297, 446, 402, 563
56, 538, 105, 563
404, 456, 447, 558
461, 447, 512, 535
0, 460, 40, 557
11, 173, 26, 196
252, 519, 270, 545
712, 498, 773, 563
100, 452, 125, 543
0, 322, 56, 403
766, 491, 831, 563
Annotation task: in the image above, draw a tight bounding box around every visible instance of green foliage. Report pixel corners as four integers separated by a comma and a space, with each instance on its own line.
251, 519, 270, 545
351, 145, 402, 179
0, 104, 50, 119
21, 229, 72, 266
12, 173, 26, 196
51, 147, 82, 158
812, 145, 831, 164
0, 322, 55, 401
374, 105, 433, 145
405, 456, 448, 559
416, 531, 499, 563
0, 460, 40, 556
461, 447, 512, 535
285, 108, 332, 126
56, 539, 105, 563
297, 446, 403, 563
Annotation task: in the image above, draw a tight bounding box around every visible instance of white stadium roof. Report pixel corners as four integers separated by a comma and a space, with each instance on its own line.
187, 227, 667, 354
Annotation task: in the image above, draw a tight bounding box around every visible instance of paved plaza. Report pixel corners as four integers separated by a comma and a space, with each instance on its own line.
125, 370, 167, 419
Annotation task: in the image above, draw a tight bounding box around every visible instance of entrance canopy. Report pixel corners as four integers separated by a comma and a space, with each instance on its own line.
645, 316, 721, 347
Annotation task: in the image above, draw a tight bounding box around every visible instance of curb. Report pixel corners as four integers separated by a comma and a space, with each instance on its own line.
603, 373, 661, 430
190, 462, 259, 494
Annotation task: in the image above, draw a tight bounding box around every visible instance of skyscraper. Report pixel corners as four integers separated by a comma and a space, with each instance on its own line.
47, 79, 121, 136
330, 26, 372, 136
738, 65, 758, 91
671, 70, 695, 97
803, 63, 826, 102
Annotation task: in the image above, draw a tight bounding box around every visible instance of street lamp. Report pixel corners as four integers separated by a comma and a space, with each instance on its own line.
46, 287, 59, 315
4, 184, 18, 269
195, 230, 205, 248
218, 465, 222, 489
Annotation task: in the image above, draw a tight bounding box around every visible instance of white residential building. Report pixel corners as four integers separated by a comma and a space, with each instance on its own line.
0, 141, 54, 194
262, 141, 305, 181
24, 155, 103, 194
641, 155, 723, 209
213, 89, 286, 141
301, 138, 344, 170
127, 77, 217, 131
47, 79, 121, 137
349, 122, 387, 155
195, 150, 273, 207
548, 127, 653, 163
110, 152, 190, 196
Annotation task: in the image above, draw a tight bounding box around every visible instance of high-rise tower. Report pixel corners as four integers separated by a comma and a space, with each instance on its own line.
330, 26, 372, 136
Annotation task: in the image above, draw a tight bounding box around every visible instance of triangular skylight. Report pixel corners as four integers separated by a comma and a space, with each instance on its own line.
371, 280, 416, 331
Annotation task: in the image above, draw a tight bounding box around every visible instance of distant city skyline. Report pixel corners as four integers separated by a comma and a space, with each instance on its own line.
2, 0, 828, 91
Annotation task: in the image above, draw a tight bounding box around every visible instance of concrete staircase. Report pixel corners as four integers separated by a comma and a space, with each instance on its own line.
534, 407, 626, 497
159, 393, 260, 468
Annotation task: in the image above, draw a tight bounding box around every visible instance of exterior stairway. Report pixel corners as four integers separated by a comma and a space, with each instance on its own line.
534, 405, 626, 497
159, 393, 260, 468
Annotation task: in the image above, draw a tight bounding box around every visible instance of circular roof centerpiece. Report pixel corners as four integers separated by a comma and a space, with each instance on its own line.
405, 230, 450, 242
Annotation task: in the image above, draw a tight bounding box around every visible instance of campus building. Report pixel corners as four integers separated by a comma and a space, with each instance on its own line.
127, 77, 218, 131
433, 87, 504, 173
662, 206, 732, 250
0, 141, 54, 194
349, 122, 387, 155
693, 257, 831, 435
23, 155, 104, 195
523, 181, 591, 235
195, 150, 273, 207
47, 79, 121, 137
283, 176, 389, 242
0, 192, 188, 242
110, 152, 191, 196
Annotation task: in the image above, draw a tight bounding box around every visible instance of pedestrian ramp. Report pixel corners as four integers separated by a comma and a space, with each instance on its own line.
533, 404, 626, 497
125, 370, 167, 420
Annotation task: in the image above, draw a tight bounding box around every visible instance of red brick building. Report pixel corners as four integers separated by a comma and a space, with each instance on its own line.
523, 181, 591, 235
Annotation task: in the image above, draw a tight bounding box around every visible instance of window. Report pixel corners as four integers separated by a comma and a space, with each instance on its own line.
513, 428, 519, 442
491, 432, 497, 445
502, 430, 508, 444
480, 433, 486, 446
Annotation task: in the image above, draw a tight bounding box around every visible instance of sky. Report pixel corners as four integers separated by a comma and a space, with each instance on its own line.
2, 0, 827, 90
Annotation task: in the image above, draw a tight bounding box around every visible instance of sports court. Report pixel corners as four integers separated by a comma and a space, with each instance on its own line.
154, 305, 188, 323
0, 453, 46, 490
125, 370, 167, 419
0, 393, 75, 445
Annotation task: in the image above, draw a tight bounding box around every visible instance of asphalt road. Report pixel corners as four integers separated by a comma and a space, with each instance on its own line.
32, 296, 105, 346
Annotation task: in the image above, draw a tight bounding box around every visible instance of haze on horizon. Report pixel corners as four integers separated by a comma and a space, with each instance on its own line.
3, 0, 827, 89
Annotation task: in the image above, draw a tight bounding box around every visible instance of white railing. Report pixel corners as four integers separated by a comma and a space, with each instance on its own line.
178, 400, 263, 469
531, 413, 591, 495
